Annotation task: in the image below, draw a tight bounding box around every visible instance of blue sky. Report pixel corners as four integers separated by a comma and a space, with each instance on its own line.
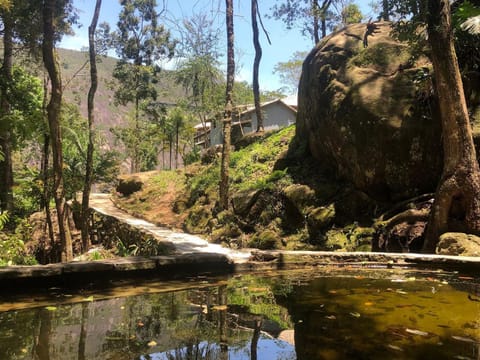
61, 0, 373, 94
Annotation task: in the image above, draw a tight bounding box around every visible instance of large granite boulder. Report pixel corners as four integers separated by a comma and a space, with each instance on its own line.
297, 22, 445, 201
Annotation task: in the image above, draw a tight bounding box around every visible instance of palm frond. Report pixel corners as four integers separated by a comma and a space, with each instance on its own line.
461, 15, 480, 34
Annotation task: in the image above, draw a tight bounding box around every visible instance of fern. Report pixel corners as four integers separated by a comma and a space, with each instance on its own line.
0, 211, 8, 231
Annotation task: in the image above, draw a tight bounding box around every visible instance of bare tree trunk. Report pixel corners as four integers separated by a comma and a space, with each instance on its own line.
252, 0, 263, 132
220, 0, 235, 210
81, 0, 102, 252
0, 14, 14, 214
423, 0, 480, 252
218, 285, 228, 360
169, 137, 173, 170
132, 96, 140, 173
251, 319, 262, 360
41, 133, 57, 262
41, 76, 56, 262
319, 0, 332, 39
175, 120, 179, 169
42, 0, 73, 262
312, 0, 320, 44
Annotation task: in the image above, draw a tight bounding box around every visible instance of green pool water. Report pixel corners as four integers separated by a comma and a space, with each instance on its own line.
0, 268, 479, 359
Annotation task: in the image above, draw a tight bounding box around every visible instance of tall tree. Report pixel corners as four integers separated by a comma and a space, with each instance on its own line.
42, 0, 73, 262
175, 12, 223, 144
381, 0, 391, 20
252, 0, 264, 132
271, 0, 334, 43
81, 0, 102, 252
220, 0, 235, 210
0, 5, 14, 213
112, 0, 175, 173
422, 0, 480, 251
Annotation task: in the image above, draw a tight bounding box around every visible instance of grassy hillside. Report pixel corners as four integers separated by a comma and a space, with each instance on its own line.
114, 126, 377, 252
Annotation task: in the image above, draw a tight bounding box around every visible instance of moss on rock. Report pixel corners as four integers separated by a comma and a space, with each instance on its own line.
249, 230, 280, 250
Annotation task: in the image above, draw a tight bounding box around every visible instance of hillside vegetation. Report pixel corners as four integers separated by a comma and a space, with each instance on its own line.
114, 126, 377, 252
58, 48, 186, 144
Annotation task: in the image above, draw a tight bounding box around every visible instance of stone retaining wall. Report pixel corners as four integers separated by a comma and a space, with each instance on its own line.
90, 211, 174, 256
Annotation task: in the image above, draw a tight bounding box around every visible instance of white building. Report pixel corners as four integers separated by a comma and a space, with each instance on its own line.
208, 97, 297, 146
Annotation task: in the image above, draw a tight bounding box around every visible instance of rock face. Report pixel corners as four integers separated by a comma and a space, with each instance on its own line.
297, 22, 443, 201
436, 232, 480, 256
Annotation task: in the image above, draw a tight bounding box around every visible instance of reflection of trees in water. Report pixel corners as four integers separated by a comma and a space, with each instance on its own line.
35, 308, 52, 360
0, 277, 292, 359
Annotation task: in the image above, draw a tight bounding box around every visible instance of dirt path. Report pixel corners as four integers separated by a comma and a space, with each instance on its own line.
89, 193, 251, 262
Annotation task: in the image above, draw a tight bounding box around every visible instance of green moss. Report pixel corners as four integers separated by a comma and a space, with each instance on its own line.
184, 205, 212, 234
350, 43, 411, 73
324, 230, 348, 251
249, 230, 280, 250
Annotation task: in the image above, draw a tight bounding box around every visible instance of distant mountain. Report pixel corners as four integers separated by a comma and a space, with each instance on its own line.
58, 48, 187, 145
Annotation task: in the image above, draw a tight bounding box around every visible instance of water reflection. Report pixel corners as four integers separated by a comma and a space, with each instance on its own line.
0, 269, 479, 360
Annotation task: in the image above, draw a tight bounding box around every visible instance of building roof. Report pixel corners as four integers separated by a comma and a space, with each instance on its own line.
237, 98, 298, 118
282, 94, 298, 108
194, 121, 211, 130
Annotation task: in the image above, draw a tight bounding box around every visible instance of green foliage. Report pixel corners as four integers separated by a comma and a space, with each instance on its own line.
248, 229, 280, 249
389, 0, 480, 75
0, 0, 11, 10
114, 0, 175, 66
0, 211, 8, 230
273, 51, 308, 93
0, 65, 44, 148
452, 1, 480, 31
227, 275, 293, 329
187, 163, 220, 204
0, 236, 37, 266
109, 0, 176, 172
0, 219, 37, 266
230, 126, 295, 190
62, 103, 120, 199
340, 3, 363, 25
112, 111, 161, 172
116, 236, 168, 257
183, 146, 201, 165
12, 165, 42, 219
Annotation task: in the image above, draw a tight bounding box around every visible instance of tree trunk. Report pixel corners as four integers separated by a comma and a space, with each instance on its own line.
132, 96, 140, 173
312, 0, 320, 44
250, 319, 262, 360
42, 0, 73, 262
41, 76, 56, 262
252, 0, 263, 132
220, 0, 235, 211
175, 120, 179, 169
319, 0, 332, 39
422, 0, 480, 252
81, 0, 102, 252
41, 133, 57, 262
0, 14, 14, 214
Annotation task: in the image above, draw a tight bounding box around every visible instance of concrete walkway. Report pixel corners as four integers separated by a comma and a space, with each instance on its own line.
89, 193, 252, 263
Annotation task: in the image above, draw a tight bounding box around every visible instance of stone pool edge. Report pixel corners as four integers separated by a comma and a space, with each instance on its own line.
0, 251, 479, 289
